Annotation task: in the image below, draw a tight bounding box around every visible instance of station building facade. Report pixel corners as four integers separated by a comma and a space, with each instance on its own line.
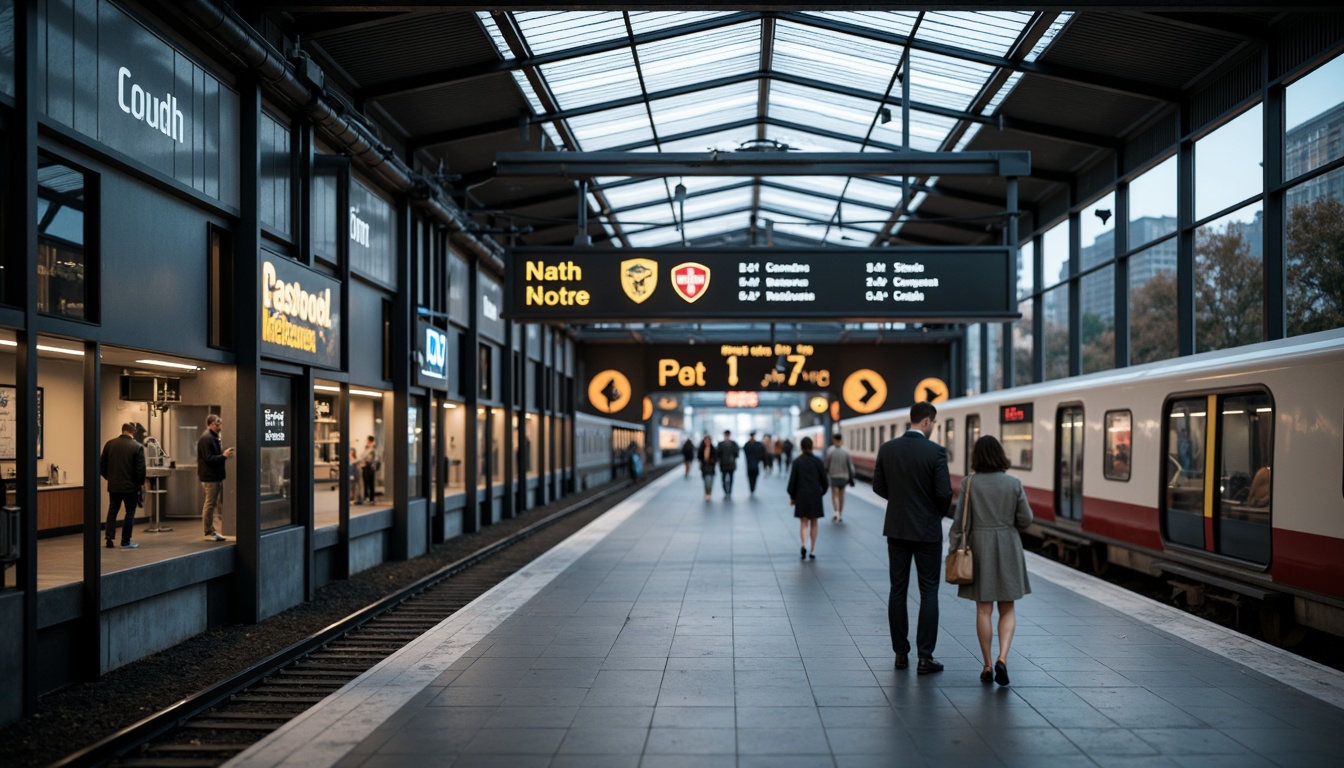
0, 0, 579, 723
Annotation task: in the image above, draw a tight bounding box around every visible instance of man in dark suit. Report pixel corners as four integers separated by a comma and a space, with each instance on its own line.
872, 401, 952, 674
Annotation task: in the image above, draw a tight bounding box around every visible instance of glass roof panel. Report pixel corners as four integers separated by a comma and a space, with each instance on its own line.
953, 122, 983, 151
600, 179, 675, 212
1025, 12, 1073, 63
540, 48, 643, 111
838, 201, 896, 230
766, 129, 866, 153
768, 176, 849, 198
618, 199, 677, 228
769, 82, 884, 142
824, 226, 880, 246
680, 188, 753, 220
773, 21, 903, 96
759, 187, 840, 220
637, 22, 761, 94
679, 212, 749, 242
844, 178, 905, 209
625, 226, 684, 248
917, 11, 1032, 57
981, 72, 1023, 116
513, 11, 628, 55
648, 81, 759, 137
908, 50, 996, 112
628, 10, 738, 36
799, 11, 920, 39
566, 104, 653, 150
903, 109, 961, 151
655, 128, 760, 154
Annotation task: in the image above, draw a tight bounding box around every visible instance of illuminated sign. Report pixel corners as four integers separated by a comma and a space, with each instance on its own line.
914, 377, 950, 404
1001, 403, 1033, 424
416, 322, 449, 388
725, 391, 760, 408
809, 396, 829, 414
261, 404, 289, 446
588, 370, 632, 414
504, 247, 1015, 322
259, 257, 341, 369
842, 369, 888, 415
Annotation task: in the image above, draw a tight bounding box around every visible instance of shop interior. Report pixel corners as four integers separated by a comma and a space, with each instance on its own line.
313, 381, 393, 529
1, 336, 237, 590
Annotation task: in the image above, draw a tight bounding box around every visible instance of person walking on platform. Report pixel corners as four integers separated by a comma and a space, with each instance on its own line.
823, 433, 856, 522
788, 436, 829, 560
681, 438, 696, 478
698, 436, 718, 501
761, 435, 775, 476
100, 422, 146, 549
772, 435, 784, 474
781, 437, 795, 472
198, 414, 236, 542
717, 430, 740, 498
951, 435, 1033, 686
743, 431, 766, 494
872, 401, 952, 675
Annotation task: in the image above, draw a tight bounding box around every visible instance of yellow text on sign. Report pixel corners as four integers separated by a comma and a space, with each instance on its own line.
587, 370, 632, 414
524, 260, 590, 307
842, 369, 888, 414
914, 377, 950, 404
658, 358, 707, 387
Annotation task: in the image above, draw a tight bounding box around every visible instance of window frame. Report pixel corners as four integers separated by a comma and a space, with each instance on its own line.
1103, 409, 1133, 482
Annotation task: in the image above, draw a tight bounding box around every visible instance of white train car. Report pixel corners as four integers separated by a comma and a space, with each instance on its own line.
842, 327, 1344, 640
575, 412, 646, 489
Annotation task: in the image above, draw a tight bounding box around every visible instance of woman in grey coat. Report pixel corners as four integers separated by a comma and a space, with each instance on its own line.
950, 435, 1033, 686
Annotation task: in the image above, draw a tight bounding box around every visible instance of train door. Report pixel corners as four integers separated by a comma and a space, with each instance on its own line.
1056, 405, 1084, 522
965, 415, 981, 476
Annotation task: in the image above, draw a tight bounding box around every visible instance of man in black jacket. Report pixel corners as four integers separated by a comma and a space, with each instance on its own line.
716, 430, 740, 498
872, 401, 952, 674
100, 422, 146, 549
198, 414, 235, 541
742, 431, 765, 494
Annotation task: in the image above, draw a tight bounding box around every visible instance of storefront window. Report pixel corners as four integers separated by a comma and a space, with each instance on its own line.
408, 398, 424, 499
1196, 104, 1263, 221
259, 375, 294, 530
37, 156, 95, 322
1286, 167, 1344, 336
1128, 242, 1179, 364
444, 401, 466, 492
313, 382, 344, 526
351, 386, 390, 512
1195, 202, 1264, 353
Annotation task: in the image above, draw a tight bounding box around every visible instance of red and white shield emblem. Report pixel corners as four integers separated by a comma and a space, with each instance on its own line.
671, 262, 711, 303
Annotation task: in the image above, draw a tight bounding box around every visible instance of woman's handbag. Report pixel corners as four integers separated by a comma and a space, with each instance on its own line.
945, 476, 975, 585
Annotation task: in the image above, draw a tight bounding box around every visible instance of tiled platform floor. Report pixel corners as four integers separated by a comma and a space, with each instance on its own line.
232, 469, 1344, 768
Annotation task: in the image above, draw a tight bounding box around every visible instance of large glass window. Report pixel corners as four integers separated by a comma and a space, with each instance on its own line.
1017, 240, 1034, 300
1012, 299, 1033, 386
313, 383, 345, 526
1104, 410, 1132, 481
1164, 397, 1208, 550
1081, 192, 1116, 268
408, 398, 424, 499
1286, 167, 1344, 336
1042, 221, 1070, 289
985, 323, 1002, 391
1129, 241, 1179, 364
1196, 104, 1263, 221
966, 324, 982, 395
1043, 284, 1069, 380
1129, 156, 1178, 250
351, 387, 390, 512
1285, 53, 1344, 181
1081, 267, 1114, 374
259, 113, 292, 239
37, 157, 94, 322
1195, 202, 1264, 352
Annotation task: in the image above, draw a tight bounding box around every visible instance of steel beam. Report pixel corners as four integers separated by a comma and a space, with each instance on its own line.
496, 150, 1031, 178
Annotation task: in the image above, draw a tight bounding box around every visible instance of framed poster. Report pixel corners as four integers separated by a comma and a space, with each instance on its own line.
0, 386, 44, 461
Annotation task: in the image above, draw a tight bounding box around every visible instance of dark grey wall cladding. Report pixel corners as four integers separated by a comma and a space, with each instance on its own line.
349, 278, 389, 386
1123, 111, 1178, 177
1278, 13, 1344, 80
1191, 53, 1264, 134
1079, 154, 1118, 205
349, 178, 395, 289
312, 169, 338, 260
37, 0, 240, 208
1037, 189, 1072, 233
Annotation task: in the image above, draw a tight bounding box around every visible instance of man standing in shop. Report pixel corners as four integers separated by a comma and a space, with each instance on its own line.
101, 422, 146, 549
360, 435, 380, 504
198, 414, 235, 542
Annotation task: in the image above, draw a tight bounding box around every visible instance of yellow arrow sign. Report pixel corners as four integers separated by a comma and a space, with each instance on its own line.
842, 369, 887, 414
914, 377, 950, 404
587, 370, 632, 414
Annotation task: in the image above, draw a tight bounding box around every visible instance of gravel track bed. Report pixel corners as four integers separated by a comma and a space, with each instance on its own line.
1, 471, 664, 768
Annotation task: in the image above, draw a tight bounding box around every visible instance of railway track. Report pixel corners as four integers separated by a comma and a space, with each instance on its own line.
52, 474, 659, 768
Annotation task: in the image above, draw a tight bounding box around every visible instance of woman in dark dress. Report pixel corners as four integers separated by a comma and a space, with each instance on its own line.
787, 437, 829, 559
698, 436, 718, 501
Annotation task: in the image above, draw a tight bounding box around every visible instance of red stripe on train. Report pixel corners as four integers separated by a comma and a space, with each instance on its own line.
1272, 528, 1344, 599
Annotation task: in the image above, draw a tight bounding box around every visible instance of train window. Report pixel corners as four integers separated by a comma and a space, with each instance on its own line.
1163, 397, 1209, 550
946, 419, 955, 464
1216, 393, 1272, 565
1000, 404, 1033, 470
879, 425, 886, 445
870, 427, 875, 451
1104, 410, 1132, 481
965, 415, 981, 476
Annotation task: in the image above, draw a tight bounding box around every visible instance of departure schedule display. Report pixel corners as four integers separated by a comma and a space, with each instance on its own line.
504, 247, 1016, 322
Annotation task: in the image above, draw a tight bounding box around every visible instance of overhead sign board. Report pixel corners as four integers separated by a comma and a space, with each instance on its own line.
505, 247, 1015, 323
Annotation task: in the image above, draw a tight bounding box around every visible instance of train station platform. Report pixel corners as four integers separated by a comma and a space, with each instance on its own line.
230, 467, 1344, 768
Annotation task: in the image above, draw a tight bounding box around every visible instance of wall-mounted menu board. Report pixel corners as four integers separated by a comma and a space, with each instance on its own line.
0, 386, 44, 461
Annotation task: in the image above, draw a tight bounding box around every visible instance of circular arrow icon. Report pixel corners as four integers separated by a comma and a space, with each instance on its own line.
842, 369, 887, 414
914, 377, 950, 404
587, 370, 632, 414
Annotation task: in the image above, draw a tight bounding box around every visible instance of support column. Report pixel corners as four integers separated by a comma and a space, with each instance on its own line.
1263, 48, 1286, 342
1177, 102, 1197, 358
1114, 180, 1131, 370
1068, 208, 1082, 378
392, 199, 412, 559
234, 77, 264, 624
80, 340, 102, 682
462, 262, 480, 534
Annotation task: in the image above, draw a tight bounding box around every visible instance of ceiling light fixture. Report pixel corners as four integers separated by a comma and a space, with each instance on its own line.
349, 388, 385, 398
135, 359, 199, 371
314, 385, 342, 393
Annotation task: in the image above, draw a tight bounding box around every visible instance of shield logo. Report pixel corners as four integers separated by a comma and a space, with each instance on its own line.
671, 262, 711, 303
620, 258, 658, 304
